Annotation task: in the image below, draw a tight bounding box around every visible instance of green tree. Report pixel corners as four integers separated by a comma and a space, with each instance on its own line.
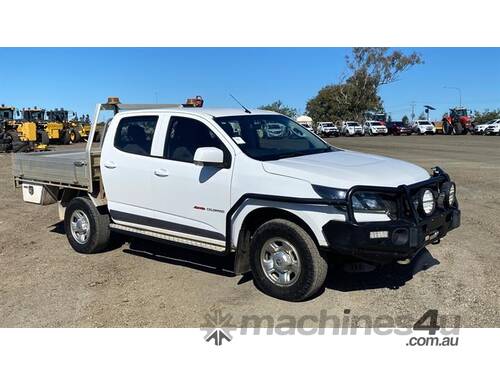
306, 81, 382, 122
345, 48, 423, 87
258, 100, 298, 118
472, 108, 500, 124
418, 111, 427, 120
402, 115, 410, 125
306, 48, 423, 122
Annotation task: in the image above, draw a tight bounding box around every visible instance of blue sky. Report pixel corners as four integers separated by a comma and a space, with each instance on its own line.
1, 48, 499, 121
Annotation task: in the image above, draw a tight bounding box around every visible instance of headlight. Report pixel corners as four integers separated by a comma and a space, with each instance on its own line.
418, 188, 436, 216
351, 191, 398, 220
312, 185, 347, 201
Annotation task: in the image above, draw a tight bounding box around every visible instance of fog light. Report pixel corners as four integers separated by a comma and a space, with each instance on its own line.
418, 188, 436, 216
448, 183, 456, 206
370, 231, 389, 239
438, 181, 456, 208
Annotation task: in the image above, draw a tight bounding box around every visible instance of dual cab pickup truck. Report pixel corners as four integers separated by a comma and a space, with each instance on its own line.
13, 98, 461, 301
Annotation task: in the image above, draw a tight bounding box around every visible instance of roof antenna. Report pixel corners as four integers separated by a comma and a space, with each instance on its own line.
229, 94, 251, 114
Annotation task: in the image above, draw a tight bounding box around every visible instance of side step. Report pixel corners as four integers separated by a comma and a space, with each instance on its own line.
109, 223, 226, 252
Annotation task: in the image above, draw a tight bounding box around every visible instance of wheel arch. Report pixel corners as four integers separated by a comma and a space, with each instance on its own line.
233, 206, 320, 274
57, 188, 108, 221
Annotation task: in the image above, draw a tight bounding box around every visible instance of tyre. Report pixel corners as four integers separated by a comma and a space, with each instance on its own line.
11, 141, 30, 152
249, 219, 328, 301
38, 130, 49, 145
0, 143, 9, 152
444, 122, 451, 135
62, 130, 71, 145
68, 129, 81, 143
64, 197, 111, 254
6, 130, 20, 142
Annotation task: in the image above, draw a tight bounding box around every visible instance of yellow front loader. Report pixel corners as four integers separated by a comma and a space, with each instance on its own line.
0, 105, 48, 152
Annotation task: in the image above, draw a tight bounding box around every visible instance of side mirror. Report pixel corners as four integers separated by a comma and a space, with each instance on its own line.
193, 147, 225, 167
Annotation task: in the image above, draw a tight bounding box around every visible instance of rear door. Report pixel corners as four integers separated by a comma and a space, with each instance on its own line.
101, 114, 161, 217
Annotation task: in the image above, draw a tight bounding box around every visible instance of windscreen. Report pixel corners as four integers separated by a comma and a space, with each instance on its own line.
214, 114, 336, 161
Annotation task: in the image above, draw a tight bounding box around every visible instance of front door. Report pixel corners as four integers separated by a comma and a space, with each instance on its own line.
148, 115, 234, 244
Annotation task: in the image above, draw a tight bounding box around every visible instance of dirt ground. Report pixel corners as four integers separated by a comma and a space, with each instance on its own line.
0, 135, 499, 328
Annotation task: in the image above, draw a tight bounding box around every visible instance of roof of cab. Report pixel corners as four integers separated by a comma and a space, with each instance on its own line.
118, 107, 277, 118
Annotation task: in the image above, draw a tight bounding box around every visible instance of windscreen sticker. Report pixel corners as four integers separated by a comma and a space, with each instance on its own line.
232, 136, 246, 144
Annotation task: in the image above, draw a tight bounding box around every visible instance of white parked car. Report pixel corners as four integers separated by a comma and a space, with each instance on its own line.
412, 120, 436, 135
474, 119, 500, 135
341, 121, 364, 136
484, 121, 500, 135
12, 98, 461, 301
364, 121, 388, 136
316, 122, 339, 137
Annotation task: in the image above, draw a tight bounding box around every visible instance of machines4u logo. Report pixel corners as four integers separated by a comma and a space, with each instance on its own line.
201, 310, 236, 346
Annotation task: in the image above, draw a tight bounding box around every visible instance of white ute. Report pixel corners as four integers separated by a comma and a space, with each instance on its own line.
316, 122, 340, 137
12, 97, 461, 301
341, 121, 364, 136
364, 121, 388, 136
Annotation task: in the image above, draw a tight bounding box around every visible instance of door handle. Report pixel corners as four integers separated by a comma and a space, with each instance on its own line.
104, 161, 117, 169
154, 168, 169, 177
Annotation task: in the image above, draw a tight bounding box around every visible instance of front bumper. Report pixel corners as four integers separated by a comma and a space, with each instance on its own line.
323, 208, 460, 263
395, 128, 412, 135
321, 167, 461, 263
323, 130, 339, 136
485, 128, 499, 135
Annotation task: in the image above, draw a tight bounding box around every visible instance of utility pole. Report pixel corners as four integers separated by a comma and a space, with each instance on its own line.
410, 101, 416, 123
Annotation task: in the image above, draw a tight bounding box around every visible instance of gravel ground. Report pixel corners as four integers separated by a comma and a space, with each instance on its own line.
0, 135, 498, 328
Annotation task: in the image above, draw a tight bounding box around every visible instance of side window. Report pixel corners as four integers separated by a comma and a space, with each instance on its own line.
164, 116, 227, 163
114, 116, 158, 156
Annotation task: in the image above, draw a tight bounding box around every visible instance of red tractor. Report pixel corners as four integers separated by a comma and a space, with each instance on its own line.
442, 107, 472, 135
